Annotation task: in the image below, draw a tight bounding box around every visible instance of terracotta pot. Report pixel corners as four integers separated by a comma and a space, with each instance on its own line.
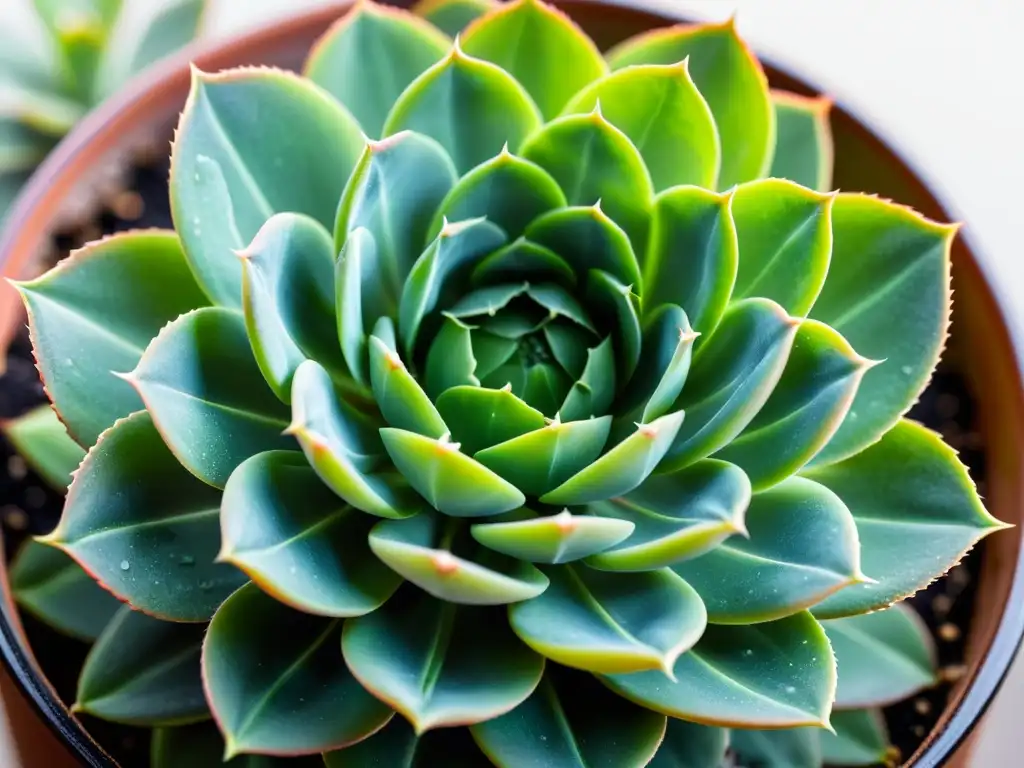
0, 1, 1020, 766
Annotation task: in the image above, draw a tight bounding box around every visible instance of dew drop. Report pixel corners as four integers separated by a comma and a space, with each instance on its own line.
120, 560, 130, 571
785, 685, 796, 694
901, 365, 913, 375
179, 555, 195, 567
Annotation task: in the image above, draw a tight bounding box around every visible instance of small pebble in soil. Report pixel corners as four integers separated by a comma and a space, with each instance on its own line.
931, 593, 954, 617
6, 455, 26, 480
2, 505, 27, 531
914, 698, 932, 715
938, 622, 962, 642
940, 664, 968, 683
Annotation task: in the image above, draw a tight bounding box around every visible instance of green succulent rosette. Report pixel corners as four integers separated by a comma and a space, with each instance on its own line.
7, 1, 1005, 766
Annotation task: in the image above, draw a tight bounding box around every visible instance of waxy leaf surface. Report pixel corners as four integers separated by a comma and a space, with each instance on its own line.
770, 91, 834, 192
2, 404, 84, 490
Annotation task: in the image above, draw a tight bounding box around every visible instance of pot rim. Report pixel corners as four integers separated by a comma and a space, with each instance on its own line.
0, 1, 1021, 766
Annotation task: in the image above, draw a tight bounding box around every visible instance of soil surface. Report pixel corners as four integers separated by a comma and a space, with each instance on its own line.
0, 155, 990, 768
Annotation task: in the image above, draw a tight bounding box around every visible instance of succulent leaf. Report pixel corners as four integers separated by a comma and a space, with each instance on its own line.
770, 91, 834, 193
808, 195, 955, 465
643, 186, 736, 337
75, 606, 206, 726
204, 583, 392, 757
462, 0, 606, 121
648, 720, 730, 768
126, 307, 293, 489
342, 590, 545, 732
730, 178, 834, 317
663, 298, 797, 471
219, 451, 402, 617
805, 419, 1004, 618
471, 509, 633, 564
9, 539, 120, 642
240, 212, 341, 401
714, 320, 870, 490
526, 205, 641, 289
608, 20, 774, 189
472, 238, 575, 289
336, 131, 458, 309
520, 110, 653, 254
13, 230, 209, 445
563, 62, 719, 191
368, 514, 549, 604
398, 218, 508, 355
674, 477, 863, 624
617, 304, 698, 423
412, 0, 498, 37
586, 459, 751, 572
152, 722, 323, 767
559, 335, 616, 421
435, 384, 546, 454
584, 268, 642, 384
508, 565, 706, 675
335, 227, 378, 386
822, 604, 936, 709
326, 716, 492, 766
471, 666, 666, 768
370, 332, 449, 439
304, 1, 450, 137
604, 612, 836, 729
1, 404, 84, 490
541, 411, 685, 505
42, 411, 245, 622
383, 45, 543, 174
730, 727, 822, 768
381, 428, 526, 517
425, 313, 480, 397
171, 67, 364, 307
821, 709, 891, 766
290, 359, 418, 520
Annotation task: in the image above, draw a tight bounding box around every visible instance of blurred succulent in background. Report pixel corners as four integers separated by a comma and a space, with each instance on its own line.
4, 0, 1006, 766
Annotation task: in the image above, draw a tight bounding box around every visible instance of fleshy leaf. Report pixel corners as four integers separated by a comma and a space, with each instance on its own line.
509, 564, 705, 675
370, 334, 448, 439
730, 728, 821, 768
643, 186, 736, 337
413, 0, 498, 37
540, 411, 685, 506
520, 109, 654, 253
563, 62, 719, 191
604, 612, 835, 729
14, 230, 209, 445
715, 320, 871, 490
770, 91, 834, 192
343, 589, 544, 732
336, 131, 458, 310
617, 304, 697, 423
335, 227, 378, 386
472, 238, 575, 289
398, 218, 508, 356
152, 722, 323, 767
471, 666, 666, 768
805, 419, 1006, 618
587, 459, 750, 572
435, 385, 547, 455
369, 515, 549, 604
821, 709, 891, 767
474, 415, 611, 497
304, 1, 450, 137
730, 178, 833, 317
526, 204, 641, 289
383, 44, 542, 174
220, 450, 402, 617
648, 720, 729, 768
822, 604, 936, 709
462, 0, 607, 120
381, 428, 525, 517
808, 195, 955, 465
9, 540, 121, 642
585, 268, 642, 384
674, 477, 863, 624
663, 298, 797, 472
2, 404, 84, 490
126, 307, 292, 489
608, 19, 774, 189
75, 606, 206, 726
171, 67, 363, 306
558, 336, 616, 421
43, 411, 245, 622
289, 359, 418, 519
204, 584, 392, 757
424, 313, 479, 398
325, 717, 492, 766
240, 213, 341, 401
471, 508, 632, 564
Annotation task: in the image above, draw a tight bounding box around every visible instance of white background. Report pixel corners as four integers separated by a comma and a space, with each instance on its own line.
1, 0, 1022, 763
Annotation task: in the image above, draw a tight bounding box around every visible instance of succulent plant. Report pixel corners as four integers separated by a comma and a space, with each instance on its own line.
5, 0, 1007, 766
0, 0, 215, 226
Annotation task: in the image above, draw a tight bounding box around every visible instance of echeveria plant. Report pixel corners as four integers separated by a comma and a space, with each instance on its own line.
6, 0, 1006, 766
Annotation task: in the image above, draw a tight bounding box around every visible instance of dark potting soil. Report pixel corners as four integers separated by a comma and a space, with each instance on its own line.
0, 155, 992, 768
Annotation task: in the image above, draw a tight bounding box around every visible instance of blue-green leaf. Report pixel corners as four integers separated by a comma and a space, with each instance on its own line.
471, 509, 632, 564
770, 90, 834, 192
2, 404, 84, 490
435, 385, 546, 455
370, 331, 448, 439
